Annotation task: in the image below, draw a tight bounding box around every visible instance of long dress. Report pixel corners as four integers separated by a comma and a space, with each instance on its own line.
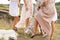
15, 0, 33, 28
35, 0, 57, 39
9, 0, 19, 16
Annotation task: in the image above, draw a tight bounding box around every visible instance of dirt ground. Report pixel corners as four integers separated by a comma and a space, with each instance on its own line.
0, 19, 60, 40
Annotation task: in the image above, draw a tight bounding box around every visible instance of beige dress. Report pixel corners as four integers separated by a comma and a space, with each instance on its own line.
15, 0, 33, 28
35, 0, 57, 39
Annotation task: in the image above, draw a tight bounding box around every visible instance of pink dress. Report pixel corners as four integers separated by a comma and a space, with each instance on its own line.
35, 0, 57, 39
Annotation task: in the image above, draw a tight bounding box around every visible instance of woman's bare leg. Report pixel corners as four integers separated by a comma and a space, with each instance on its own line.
45, 21, 55, 40
25, 18, 29, 28
31, 18, 39, 38
24, 18, 31, 34
13, 16, 19, 31
33, 18, 38, 34
50, 21, 55, 38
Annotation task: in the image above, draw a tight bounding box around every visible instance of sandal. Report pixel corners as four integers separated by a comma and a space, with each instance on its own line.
42, 33, 48, 38
13, 27, 17, 31
31, 32, 42, 38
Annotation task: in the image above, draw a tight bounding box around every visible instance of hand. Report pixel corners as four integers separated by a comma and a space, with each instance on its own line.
37, 6, 40, 11
41, 2, 46, 7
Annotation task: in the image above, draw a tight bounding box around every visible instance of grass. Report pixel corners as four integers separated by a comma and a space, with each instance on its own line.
0, 19, 60, 40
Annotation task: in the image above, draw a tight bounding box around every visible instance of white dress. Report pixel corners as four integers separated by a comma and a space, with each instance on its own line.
9, 0, 19, 16
15, 0, 33, 28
